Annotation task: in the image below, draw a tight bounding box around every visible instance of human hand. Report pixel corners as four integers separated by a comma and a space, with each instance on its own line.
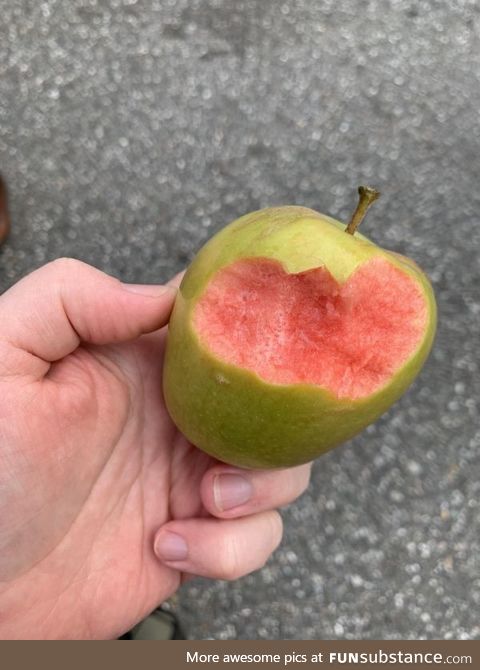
0, 259, 311, 639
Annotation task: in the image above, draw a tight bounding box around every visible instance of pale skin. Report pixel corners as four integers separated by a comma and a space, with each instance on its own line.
0, 258, 311, 639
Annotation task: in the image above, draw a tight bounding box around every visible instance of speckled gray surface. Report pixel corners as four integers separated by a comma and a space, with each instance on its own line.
1, 0, 479, 640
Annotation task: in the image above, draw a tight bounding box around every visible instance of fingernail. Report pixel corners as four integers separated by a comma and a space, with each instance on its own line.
155, 532, 188, 562
214, 473, 253, 512
122, 283, 176, 298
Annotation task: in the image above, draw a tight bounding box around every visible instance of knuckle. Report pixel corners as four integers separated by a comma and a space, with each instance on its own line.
217, 535, 242, 581
217, 513, 283, 581
269, 511, 283, 551
253, 514, 284, 573
47, 257, 83, 277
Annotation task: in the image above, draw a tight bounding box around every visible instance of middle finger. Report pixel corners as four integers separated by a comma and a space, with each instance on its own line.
200, 462, 312, 519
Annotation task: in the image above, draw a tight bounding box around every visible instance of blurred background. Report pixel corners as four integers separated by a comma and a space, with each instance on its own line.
1, 0, 479, 640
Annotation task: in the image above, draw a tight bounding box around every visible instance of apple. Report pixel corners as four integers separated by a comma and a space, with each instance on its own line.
163, 187, 436, 469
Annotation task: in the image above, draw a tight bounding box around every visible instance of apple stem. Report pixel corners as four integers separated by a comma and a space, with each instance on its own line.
0, 174, 10, 247
345, 185, 380, 235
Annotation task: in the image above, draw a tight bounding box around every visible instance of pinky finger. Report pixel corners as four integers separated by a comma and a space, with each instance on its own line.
153, 511, 283, 581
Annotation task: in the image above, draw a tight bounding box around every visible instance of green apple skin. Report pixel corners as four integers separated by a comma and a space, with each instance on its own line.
163, 206, 437, 469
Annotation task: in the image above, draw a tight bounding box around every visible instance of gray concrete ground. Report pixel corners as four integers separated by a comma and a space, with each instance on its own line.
1, 0, 479, 640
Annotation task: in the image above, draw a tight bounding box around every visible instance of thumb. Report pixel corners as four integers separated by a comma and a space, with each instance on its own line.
0, 258, 177, 371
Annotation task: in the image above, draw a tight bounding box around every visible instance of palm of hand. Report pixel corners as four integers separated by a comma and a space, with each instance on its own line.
0, 330, 212, 639
0, 260, 308, 640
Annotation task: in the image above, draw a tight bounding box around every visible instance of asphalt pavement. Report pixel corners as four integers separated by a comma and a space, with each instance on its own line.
1, 0, 479, 640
